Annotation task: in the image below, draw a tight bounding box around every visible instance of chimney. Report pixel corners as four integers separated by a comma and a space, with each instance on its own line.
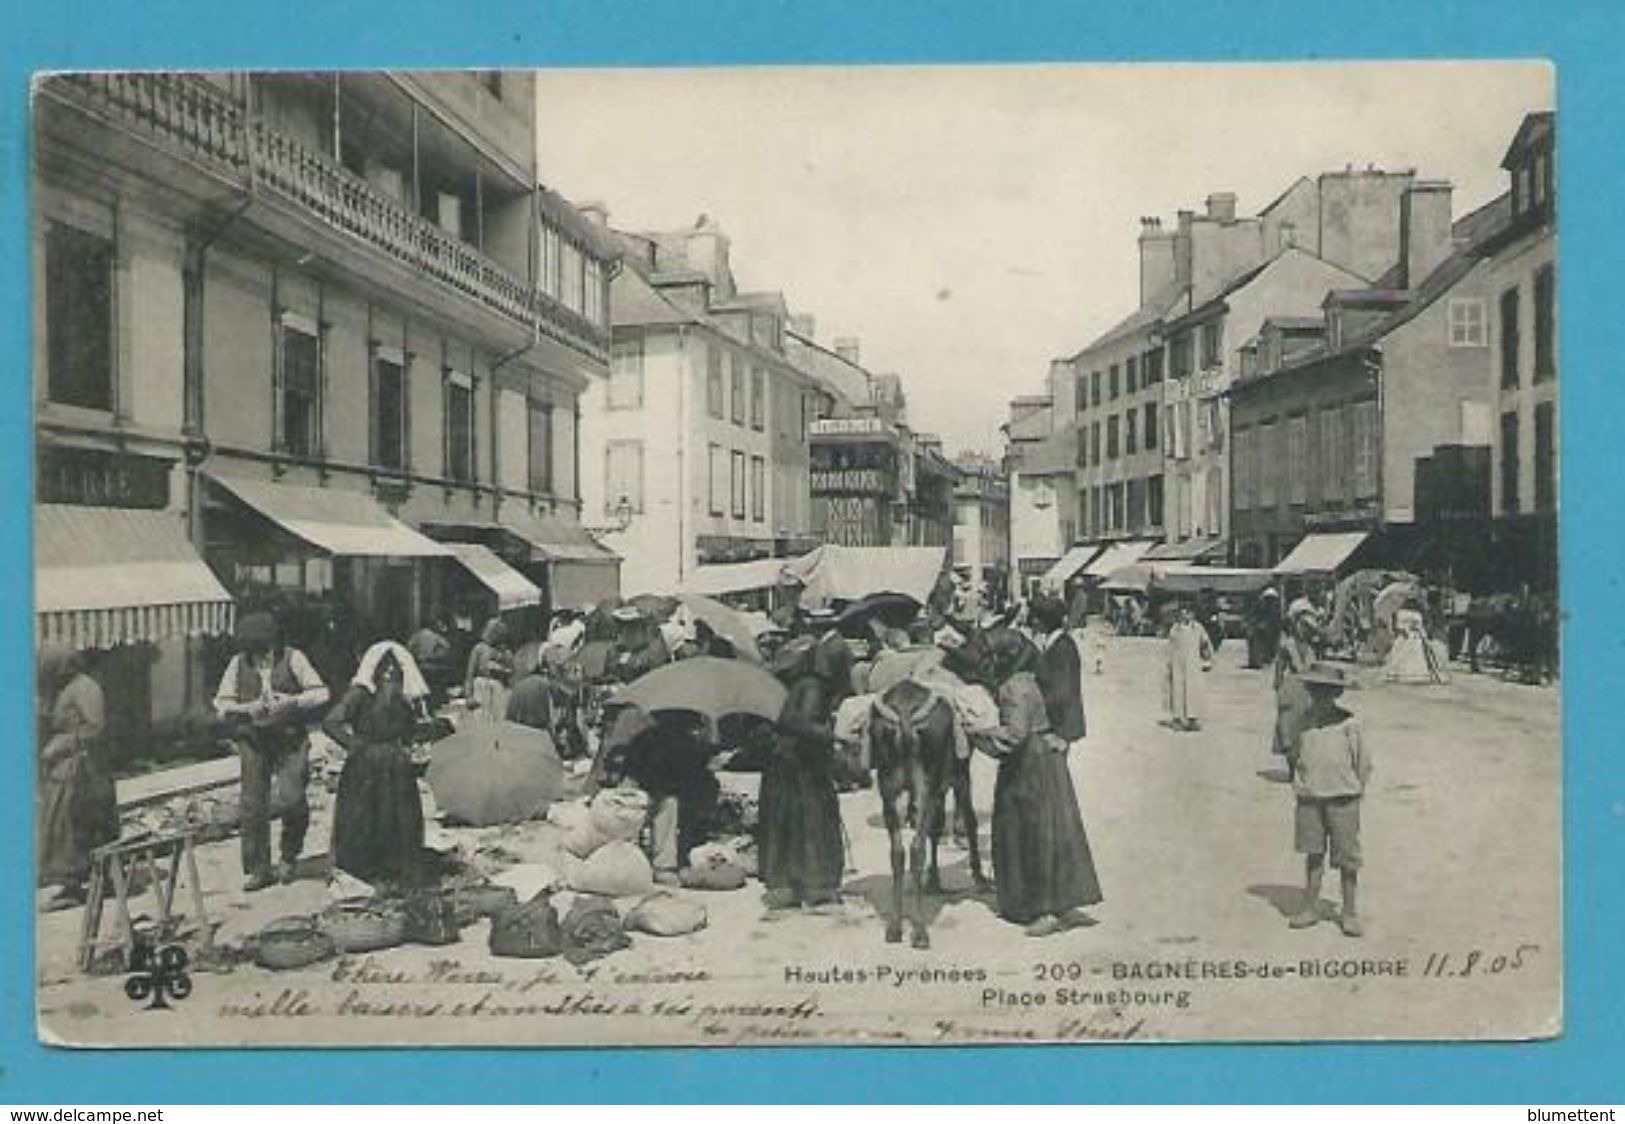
789, 313, 816, 340
834, 337, 861, 366
1138, 217, 1176, 308
577, 199, 609, 227
1399, 180, 1454, 288
1206, 192, 1238, 223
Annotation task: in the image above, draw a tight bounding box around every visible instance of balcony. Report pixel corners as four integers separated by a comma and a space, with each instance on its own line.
44, 73, 607, 359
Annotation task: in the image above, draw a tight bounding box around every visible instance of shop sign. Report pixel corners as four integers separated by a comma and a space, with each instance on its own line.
812, 468, 888, 493
38, 446, 171, 509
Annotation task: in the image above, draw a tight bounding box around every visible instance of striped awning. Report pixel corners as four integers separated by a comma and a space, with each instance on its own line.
446, 543, 543, 609
36, 505, 235, 650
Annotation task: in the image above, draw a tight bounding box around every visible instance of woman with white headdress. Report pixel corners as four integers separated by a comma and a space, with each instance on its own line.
323, 642, 430, 886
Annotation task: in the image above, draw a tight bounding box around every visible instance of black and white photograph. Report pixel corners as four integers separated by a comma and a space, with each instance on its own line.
31, 62, 1559, 1047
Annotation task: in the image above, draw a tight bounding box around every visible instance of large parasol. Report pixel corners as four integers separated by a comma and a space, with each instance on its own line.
426, 720, 567, 826
677, 594, 764, 662
834, 591, 921, 636
613, 656, 787, 726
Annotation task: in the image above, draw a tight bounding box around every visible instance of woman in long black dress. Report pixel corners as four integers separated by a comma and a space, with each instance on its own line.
758, 633, 850, 910
983, 627, 1103, 936
323, 642, 427, 887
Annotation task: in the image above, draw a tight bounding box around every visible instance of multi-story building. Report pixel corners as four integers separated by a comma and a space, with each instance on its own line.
1229, 170, 1525, 583
578, 214, 828, 594
34, 71, 617, 762
951, 451, 1011, 603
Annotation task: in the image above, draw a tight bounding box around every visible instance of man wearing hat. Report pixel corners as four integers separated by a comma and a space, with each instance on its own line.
213, 610, 330, 891
1286, 662, 1372, 937
609, 605, 670, 683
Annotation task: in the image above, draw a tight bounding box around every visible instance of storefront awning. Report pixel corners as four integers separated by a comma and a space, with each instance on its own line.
1152, 564, 1276, 595
499, 510, 620, 565
1082, 539, 1155, 579
1274, 532, 1370, 576
36, 505, 235, 649
1039, 544, 1105, 592
1144, 537, 1227, 562
674, 559, 791, 598
208, 473, 452, 558
446, 543, 542, 609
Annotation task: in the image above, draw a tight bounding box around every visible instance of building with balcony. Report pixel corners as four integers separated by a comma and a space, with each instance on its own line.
34, 71, 618, 763
578, 214, 829, 594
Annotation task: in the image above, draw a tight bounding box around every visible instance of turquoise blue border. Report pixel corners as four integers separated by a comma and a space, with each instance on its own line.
2, 0, 1619, 1103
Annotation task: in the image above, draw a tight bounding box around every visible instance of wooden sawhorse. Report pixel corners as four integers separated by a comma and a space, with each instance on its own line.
78, 831, 209, 972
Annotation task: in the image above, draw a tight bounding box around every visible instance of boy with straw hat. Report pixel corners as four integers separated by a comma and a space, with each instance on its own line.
1286, 662, 1372, 937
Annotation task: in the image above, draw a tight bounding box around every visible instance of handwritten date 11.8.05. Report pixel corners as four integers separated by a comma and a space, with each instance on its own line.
1420, 944, 1540, 979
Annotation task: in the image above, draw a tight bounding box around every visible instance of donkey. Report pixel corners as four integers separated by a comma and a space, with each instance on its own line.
869, 678, 987, 948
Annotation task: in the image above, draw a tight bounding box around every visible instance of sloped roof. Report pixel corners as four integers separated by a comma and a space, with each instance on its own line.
1502, 111, 1555, 169
1067, 282, 1185, 361
785, 330, 872, 408
611, 264, 701, 330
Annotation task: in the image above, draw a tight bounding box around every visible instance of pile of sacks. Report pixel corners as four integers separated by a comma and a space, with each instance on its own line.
488, 887, 708, 963
547, 787, 657, 897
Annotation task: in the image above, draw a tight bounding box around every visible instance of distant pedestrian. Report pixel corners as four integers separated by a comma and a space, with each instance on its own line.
463, 618, 514, 718
1285, 663, 1371, 938
37, 643, 118, 910
1165, 605, 1213, 732
1272, 608, 1319, 761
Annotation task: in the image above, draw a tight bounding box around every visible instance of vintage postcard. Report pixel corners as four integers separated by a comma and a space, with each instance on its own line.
32, 62, 1559, 1047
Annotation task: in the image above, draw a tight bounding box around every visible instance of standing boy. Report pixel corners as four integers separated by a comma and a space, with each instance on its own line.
1286, 663, 1372, 937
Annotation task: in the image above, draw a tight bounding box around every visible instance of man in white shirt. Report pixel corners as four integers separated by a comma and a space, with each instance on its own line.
213, 610, 329, 891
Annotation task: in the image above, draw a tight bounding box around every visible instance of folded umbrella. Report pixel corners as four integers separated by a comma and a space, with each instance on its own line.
677, 594, 764, 662
427, 720, 567, 827
613, 656, 787, 726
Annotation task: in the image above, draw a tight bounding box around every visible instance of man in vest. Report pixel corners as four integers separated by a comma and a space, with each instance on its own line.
214, 610, 330, 891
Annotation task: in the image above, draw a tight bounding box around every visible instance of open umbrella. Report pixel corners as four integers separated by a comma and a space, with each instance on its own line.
627, 593, 679, 621
612, 656, 787, 726
427, 720, 567, 826
834, 591, 921, 636
1373, 580, 1421, 627
677, 594, 763, 662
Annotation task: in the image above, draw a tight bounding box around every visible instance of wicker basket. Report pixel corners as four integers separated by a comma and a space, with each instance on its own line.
254, 916, 336, 971
318, 897, 408, 953
446, 883, 519, 926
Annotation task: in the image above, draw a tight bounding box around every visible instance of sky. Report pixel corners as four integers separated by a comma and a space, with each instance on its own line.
533, 63, 1553, 456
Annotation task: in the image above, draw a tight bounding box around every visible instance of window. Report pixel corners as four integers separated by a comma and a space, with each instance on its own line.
1258, 422, 1278, 508
608, 339, 644, 409
1074, 374, 1087, 416
1233, 428, 1253, 511
1148, 474, 1164, 529
561, 241, 584, 314
1125, 408, 1138, 455
1143, 402, 1158, 450
729, 355, 745, 425
372, 353, 408, 471
584, 259, 604, 326
45, 222, 115, 411
750, 455, 766, 521
279, 320, 321, 458
605, 440, 644, 514
1500, 411, 1520, 514
1500, 287, 1521, 389
528, 398, 554, 494
1200, 322, 1222, 369
1145, 348, 1164, 385
1109, 364, 1120, 400
1287, 416, 1308, 505
1352, 400, 1379, 500
1534, 265, 1556, 382
1127, 478, 1145, 531
708, 443, 725, 515
445, 373, 475, 483
1448, 298, 1487, 348
1319, 408, 1345, 504
1090, 371, 1102, 407
1089, 421, 1101, 467
706, 346, 725, 419
730, 450, 747, 518
1534, 402, 1555, 513
1106, 415, 1120, 460
1126, 356, 1138, 393
1163, 405, 1176, 458
750, 367, 766, 430
1171, 331, 1194, 378
540, 225, 561, 298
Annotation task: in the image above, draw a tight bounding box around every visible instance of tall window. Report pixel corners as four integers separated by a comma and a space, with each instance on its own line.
1233, 428, 1253, 511
1109, 364, 1120, 400
540, 225, 561, 298
1126, 356, 1138, 393
1287, 416, 1308, 505
750, 367, 766, 430
1448, 298, 1487, 348
1534, 265, 1556, 382
528, 398, 554, 494
1500, 411, 1521, 514
1200, 322, 1222, 369
1148, 474, 1164, 529
1352, 400, 1379, 500
1125, 408, 1138, 455
608, 339, 644, 409
605, 440, 644, 513
750, 455, 766, 521
45, 222, 115, 411
1143, 402, 1158, 450
372, 353, 407, 471
1106, 415, 1120, 460
561, 242, 584, 314
584, 259, 604, 325
1171, 332, 1194, 378
730, 450, 747, 518
1319, 408, 1345, 504
1145, 348, 1164, 385
708, 443, 725, 516
1090, 371, 1102, 406
1089, 421, 1101, 467
1534, 402, 1555, 512
445, 374, 474, 483
706, 345, 725, 419
1500, 287, 1521, 389
280, 321, 321, 458
729, 356, 746, 426
1258, 422, 1278, 508
1074, 373, 1087, 416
